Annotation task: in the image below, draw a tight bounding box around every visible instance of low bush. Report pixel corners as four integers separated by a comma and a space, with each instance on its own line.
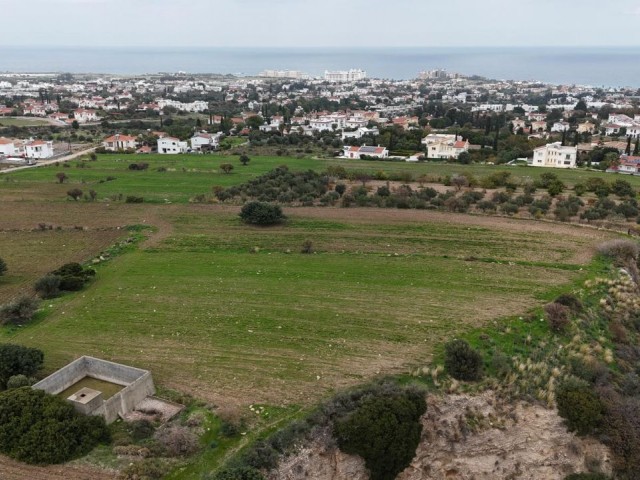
119, 458, 166, 479
0, 387, 110, 464
597, 239, 639, 263
554, 293, 583, 313
34, 275, 61, 299
154, 425, 199, 457
6, 375, 34, 389
444, 339, 483, 381
239, 202, 286, 226
125, 195, 144, 203
46, 262, 95, 294
0, 257, 6, 276
301, 240, 314, 254
129, 419, 155, 441
0, 296, 39, 326
544, 302, 571, 333
600, 394, 640, 475
555, 379, 603, 435
128, 162, 149, 171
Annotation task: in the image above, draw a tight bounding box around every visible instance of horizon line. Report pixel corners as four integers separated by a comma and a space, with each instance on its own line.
1, 44, 639, 49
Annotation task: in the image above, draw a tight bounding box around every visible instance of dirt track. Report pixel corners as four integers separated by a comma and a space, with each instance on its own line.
0, 455, 117, 480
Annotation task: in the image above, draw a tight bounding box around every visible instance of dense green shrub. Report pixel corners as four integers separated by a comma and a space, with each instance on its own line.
0, 257, 6, 276
444, 339, 483, 381
242, 439, 280, 470
239, 202, 286, 226
46, 263, 95, 293
0, 344, 43, 389
600, 394, 640, 475
0, 387, 110, 464
0, 296, 39, 326
334, 393, 426, 480
556, 379, 603, 435
6, 374, 34, 389
611, 179, 635, 198
129, 419, 155, 441
125, 195, 144, 203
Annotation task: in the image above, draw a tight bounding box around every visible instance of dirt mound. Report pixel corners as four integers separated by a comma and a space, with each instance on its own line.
268, 391, 612, 480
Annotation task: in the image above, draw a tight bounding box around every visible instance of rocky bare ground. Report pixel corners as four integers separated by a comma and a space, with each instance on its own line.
268, 391, 612, 480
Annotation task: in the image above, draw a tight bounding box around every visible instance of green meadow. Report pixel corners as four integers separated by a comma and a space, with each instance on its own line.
1, 153, 637, 203
0, 207, 607, 405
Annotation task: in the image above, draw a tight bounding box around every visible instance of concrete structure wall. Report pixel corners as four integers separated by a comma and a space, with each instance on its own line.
32, 356, 88, 395
33, 356, 154, 424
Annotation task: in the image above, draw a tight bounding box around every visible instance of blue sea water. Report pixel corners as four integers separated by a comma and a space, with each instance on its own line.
0, 46, 639, 87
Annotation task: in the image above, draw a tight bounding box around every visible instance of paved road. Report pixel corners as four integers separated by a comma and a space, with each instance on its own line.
0, 146, 97, 174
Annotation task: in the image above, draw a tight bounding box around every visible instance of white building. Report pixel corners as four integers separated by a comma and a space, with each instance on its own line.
577, 122, 596, 134
102, 134, 138, 151
0, 137, 20, 156
422, 134, 457, 146
190, 132, 221, 151
73, 109, 99, 123
24, 139, 54, 159
158, 137, 188, 154
551, 122, 571, 133
343, 145, 388, 159
423, 136, 470, 160
324, 69, 367, 82
342, 127, 379, 140
608, 114, 635, 127
627, 125, 640, 139
259, 70, 308, 79
532, 142, 577, 169
471, 104, 504, 113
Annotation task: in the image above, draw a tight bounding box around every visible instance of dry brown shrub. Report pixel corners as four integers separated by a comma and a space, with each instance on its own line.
544, 302, 570, 332
154, 425, 199, 457
610, 321, 629, 344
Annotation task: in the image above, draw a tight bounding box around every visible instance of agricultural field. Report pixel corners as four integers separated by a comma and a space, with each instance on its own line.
0, 201, 615, 405
2, 153, 638, 204
0, 153, 626, 478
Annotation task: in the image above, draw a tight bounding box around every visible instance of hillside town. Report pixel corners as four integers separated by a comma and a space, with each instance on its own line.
1, 68, 640, 171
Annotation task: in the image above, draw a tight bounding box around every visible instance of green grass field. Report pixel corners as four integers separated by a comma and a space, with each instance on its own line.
1, 153, 636, 204
0, 207, 607, 406
0, 117, 53, 127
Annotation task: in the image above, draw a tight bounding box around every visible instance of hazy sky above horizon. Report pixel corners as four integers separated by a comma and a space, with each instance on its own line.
2, 0, 640, 48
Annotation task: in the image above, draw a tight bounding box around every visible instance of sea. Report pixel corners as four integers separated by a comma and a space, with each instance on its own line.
1, 46, 639, 88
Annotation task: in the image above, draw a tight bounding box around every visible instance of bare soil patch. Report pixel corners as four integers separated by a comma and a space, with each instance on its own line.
269, 391, 612, 480
0, 455, 117, 480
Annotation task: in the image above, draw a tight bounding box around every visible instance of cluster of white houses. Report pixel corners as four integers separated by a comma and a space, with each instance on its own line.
0, 137, 54, 159
101, 131, 221, 154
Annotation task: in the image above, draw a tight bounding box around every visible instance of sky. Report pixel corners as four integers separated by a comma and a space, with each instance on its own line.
1, 0, 640, 48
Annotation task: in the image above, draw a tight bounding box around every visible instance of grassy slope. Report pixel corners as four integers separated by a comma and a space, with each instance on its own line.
0, 208, 599, 406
